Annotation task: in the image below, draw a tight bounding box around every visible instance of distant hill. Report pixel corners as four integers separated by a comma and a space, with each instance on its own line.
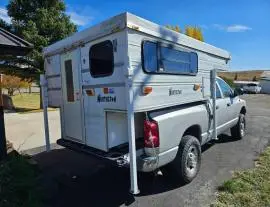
218, 70, 265, 81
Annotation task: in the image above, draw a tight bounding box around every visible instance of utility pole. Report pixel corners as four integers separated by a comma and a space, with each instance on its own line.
0, 74, 7, 160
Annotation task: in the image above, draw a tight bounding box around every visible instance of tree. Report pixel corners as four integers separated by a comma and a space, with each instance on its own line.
1, 0, 77, 108
0, 19, 12, 32
166, 24, 204, 42
166, 25, 182, 33
220, 76, 235, 88
185, 26, 204, 42
234, 73, 238, 80
252, 76, 257, 81
2, 75, 31, 96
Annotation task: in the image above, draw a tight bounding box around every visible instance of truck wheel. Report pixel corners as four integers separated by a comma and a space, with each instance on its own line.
171, 135, 201, 184
230, 113, 246, 140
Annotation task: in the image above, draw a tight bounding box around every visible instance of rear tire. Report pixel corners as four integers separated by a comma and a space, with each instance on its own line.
170, 135, 201, 184
231, 113, 246, 140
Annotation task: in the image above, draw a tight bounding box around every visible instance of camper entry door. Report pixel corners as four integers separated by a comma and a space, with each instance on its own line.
61, 49, 84, 142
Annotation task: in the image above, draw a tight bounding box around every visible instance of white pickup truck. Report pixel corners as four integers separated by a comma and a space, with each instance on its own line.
137, 77, 246, 183
43, 13, 247, 194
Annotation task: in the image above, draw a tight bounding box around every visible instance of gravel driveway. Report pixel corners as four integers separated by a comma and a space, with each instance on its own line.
32, 94, 270, 207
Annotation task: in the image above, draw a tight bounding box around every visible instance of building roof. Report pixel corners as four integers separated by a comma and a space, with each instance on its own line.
261, 71, 270, 78
0, 27, 33, 56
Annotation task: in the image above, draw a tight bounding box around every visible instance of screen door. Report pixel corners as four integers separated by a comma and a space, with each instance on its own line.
61, 49, 83, 142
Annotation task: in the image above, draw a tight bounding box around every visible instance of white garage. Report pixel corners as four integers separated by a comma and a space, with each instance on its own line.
260, 71, 270, 94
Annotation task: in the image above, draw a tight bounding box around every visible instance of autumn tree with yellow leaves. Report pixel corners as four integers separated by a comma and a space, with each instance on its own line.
166, 25, 204, 42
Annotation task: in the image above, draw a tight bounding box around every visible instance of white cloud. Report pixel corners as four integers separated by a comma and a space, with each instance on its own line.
226, 25, 252, 32
66, 11, 93, 26
213, 24, 252, 32
0, 7, 11, 24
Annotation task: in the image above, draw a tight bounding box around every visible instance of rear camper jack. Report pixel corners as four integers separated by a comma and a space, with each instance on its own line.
126, 76, 140, 195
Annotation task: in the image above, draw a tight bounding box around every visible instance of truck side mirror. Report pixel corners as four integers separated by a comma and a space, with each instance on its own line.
233, 88, 244, 97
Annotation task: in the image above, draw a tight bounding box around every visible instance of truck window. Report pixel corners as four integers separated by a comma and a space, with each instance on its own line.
89, 40, 114, 78
217, 78, 232, 98
216, 83, 222, 99
142, 41, 198, 75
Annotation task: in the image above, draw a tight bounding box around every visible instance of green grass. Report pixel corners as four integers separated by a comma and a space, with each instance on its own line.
0, 153, 42, 207
11, 93, 56, 113
212, 147, 270, 207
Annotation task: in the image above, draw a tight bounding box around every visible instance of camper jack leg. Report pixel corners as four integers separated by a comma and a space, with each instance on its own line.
210, 69, 218, 140
40, 74, 51, 152
126, 78, 140, 195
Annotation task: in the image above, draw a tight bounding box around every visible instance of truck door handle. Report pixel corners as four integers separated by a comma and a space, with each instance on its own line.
227, 103, 231, 107
216, 105, 219, 110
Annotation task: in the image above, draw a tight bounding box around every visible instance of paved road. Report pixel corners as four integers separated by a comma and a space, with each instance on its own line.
5, 110, 61, 152
32, 94, 270, 207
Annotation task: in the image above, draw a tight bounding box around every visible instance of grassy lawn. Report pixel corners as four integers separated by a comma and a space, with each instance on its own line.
0, 153, 42, 207
213, 147, 270, 207
11, 93, 55, 113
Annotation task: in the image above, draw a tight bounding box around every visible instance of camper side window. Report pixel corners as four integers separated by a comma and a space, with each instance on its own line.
64, 59, 75, 102
160, 47, 198, 74
143, 41, 158, 72
142, 41, 198, 75
89, 40, 114, 78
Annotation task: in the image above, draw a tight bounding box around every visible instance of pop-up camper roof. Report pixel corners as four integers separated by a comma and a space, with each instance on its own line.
44, 12, 231, 60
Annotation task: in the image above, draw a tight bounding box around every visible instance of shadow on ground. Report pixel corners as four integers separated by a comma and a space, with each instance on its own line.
32, 134, 237, 207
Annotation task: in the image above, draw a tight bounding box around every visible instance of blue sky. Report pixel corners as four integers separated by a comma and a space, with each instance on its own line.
1, 0, 269, 70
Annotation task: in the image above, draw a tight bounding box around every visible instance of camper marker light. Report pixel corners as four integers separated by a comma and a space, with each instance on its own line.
143, 86, 152, 95
103, 87, 115, 94
103, 87, 109, 94
86, 89, 95, 96
193, 84, 201, 91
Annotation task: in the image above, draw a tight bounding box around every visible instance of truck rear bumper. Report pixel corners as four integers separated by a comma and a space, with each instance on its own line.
137, 146, 178, 172
57, 138, 178, 172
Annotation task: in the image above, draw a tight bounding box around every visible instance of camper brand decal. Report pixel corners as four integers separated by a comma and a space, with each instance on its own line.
169, 88, 182, 96
97, 94, 116, 103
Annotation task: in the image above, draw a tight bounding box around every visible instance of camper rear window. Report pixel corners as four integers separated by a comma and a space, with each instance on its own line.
89, 40, 114, 78
143, 41, 198, 75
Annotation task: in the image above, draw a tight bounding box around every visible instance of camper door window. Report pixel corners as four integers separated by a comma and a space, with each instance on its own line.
89, 40, 114, 78
142, 41, 198, 75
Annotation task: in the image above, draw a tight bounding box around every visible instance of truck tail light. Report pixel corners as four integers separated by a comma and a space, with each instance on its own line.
144, 119, 160, 148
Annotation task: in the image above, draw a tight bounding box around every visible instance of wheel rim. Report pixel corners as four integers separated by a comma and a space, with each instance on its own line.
240, 117, 245, 137
185, 145, 198, 176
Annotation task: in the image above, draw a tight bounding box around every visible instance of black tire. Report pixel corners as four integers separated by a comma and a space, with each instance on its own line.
230, 113, 246, 140
170, 135, 201, 184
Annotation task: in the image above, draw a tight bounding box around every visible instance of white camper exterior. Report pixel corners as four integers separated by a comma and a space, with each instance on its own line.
44, 12, 230, 151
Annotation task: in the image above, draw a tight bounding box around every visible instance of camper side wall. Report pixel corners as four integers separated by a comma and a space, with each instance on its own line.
127, 29, 229, 112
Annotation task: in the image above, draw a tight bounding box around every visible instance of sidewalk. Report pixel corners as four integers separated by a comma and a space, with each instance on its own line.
4, 110, 61, 153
